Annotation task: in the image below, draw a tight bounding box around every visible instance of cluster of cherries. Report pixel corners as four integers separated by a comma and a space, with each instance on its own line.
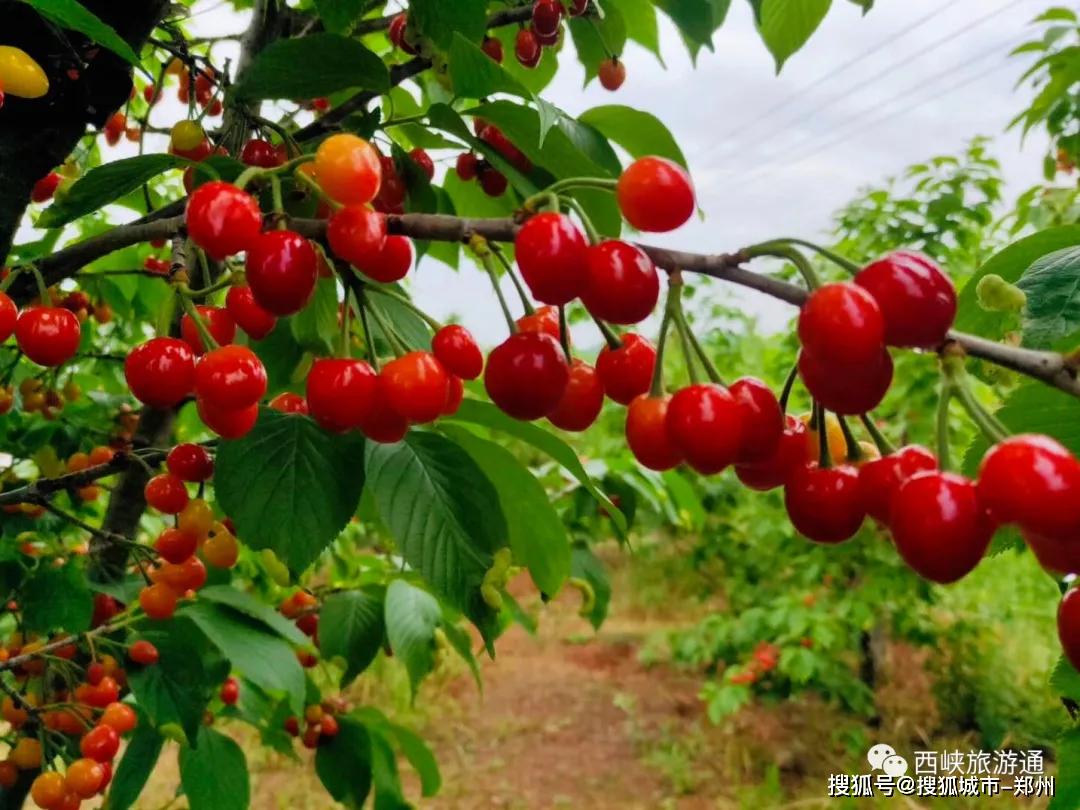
454, 121, 533, 198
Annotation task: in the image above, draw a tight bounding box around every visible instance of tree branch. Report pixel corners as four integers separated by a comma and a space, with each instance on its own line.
0, 448, 169, 507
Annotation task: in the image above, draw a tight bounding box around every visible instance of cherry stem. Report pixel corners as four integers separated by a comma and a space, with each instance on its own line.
339, 289, 352, 359
675, 311, 700, 385
270, 175, 285, 216
180, 273, 236, 299
742, 243, 821, 289
365, 298, 409, 358
537, 177, 618, 199
815, 403, 832, 469
779, 363, 798, 415
475, 244, 518, 335
176, 293, 219, 351
591, 314, 622, 350
352, 292, 379, 372
490, 244, 534, 315
768, 238, 861, 275
837, 414, 862, 462
0, 266, 22, 293
366, 286, 443, 331
560, 195, 601, 245
649, 285, 679, 397
936, 383, 954, 472
672, 275, 724, 385
294, 167, 340, 209
858, 414, 896, 456
28, 265, 50, 303
942, 355, 1009, 444
558, 305, 573, 360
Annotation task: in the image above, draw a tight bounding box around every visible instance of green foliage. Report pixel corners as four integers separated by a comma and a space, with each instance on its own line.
758, 0, 832, 72
383, 579, 442, 696
233, 34, 389, 100
1016, 245, 1080, 346
20, 561, 92, 634
320, 588, 387, 686
107, 719, 164, 810
25, 0, 141, 66
179, 726, 251, 810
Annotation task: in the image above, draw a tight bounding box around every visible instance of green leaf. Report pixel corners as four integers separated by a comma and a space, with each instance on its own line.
568, 0, 627, 83
315, 715, 373, 808
233, 34, 389, 100
1051, 727, 1080, 809
410, 0, 487, 47
653, 0, 720, 57
427, 103, 538, 198
571, 543, 612, 630
366, 290, 431, 351
354, 707, 441, 797
252, 321, 306, 395
578, 104, 687, 167
369, 725, 409, 809
617, 0, 662, 58
22, 562, 91, 634
179, 726, 250, 810
442, 425, 570, 596
448, 33, 527, 99
25, 0, 141, 66
757, 0, 831, 72
963, 383, 1080, 471
198, 585, 307, 644
37, 155, 187, 228
216, 408, 367, 574
384, 580, 442, 696
314, 0, 366, 32
320, 589, 386, 686
365, 432, 506, 623
447, 399, 626, 535
106, 720, 163, 810
290, 278, 340, 352
1051, 655, 1080, 702
1016, 245, 1080, 348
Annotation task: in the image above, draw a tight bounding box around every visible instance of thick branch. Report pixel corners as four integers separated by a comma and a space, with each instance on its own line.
0, 448, 169, 507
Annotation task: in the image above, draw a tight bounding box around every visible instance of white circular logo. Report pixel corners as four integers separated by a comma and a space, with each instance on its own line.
867, 743, 896, 770
882, 754, 909, 777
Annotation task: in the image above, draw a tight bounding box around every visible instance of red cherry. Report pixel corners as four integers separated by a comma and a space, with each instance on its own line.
977, 434, 1080, 538
240, 138, 284, 168
129, 639, 160, 666
31, 172, 61, 203
1023, 529, 1080, 575
80, 724, 120, 763
516, 305, 563, 342
356, 377, 409, 443
515, 212, 589, 305
155, 527, 198, 564
197, 399, 259, 439
626, 394, 682, 471
361, 235, 413, 283
220, 676, 240, 705
226, 285, 277, 340
305, 358, 377, 433
145, 473, 189, 514
408, 148, 435, 181
456, 153, 479, 181
580, 241, 659, 325
180, 305, 236, 355
535, 25, 560, 47
195, 345, 267, 410
481, 37, 504, 63
443, 375, 464, 416
381, 351, 450, 424
797, 348, 892, 415
1059, 588, 1080, 672
124, 338, 195, 408
374, 156, 407, 212
0, 292, 16, 342
532, 0, 563, 36
595, 333, 655, 405
666, 383, 744, 474
548, 360, 604, 432
479, 126, 532, 174
784, 463, 864, 543
432, 324, 483, 380
245, 230, 318, 316
515, 28, 542, 68
598, 58, 626, 91
15, 307, 81, 366
616, 157, 695, 233
855, 251, 956, 349
327, 205, 387, 269
269, 392, 308, 414
890, 471, 992, 583
735, 415, 810, 491
479, 168, 508, 197
858, 444, 937, 523
185, 181, 262, 260
166, 443, 214, 482
569, 0, 588, 14
388, 13, 417, 54
798, 282, 885, 366
484, 332, 569, 421
730, 377, 782, 463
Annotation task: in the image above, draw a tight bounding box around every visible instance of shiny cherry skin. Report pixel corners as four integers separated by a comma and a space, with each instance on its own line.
515, 213, 589, 305
361, 235, 413, 283
124, 337, 196, 408
166, 443, 213, 483
626, 394, 683, 471
314, 133, 382, 205
305, 358, 377, 433
532, 0, 563, 36
443, 375, 464, 416
666, 383, 744, 475
616, 157, 695, 233
197, 398, 259, 439
194, 345, 267, 410
185, 181, 262, 260
226, 285, 277, 340
797, 347, 893, 415
797, 282, 885, 366
595, 333, 655, 405
269, 392, 308, 414
0, 291, 15, 342
357, 377, 409, 443
481, 36, 504, 63
145, 473, 189, 514
80, 724, 120, 763
409, 148, 435, 180
581, 241, 659, 325
730, 377, 783, 463
855, 251, 956, 349
388, 13, 417, 54
180, 305, 236, 355
245, 230, 318, 316
240, 138, 285, 168
515, 28, 542, 68
381, 351, 450, 424
784, 463, 864, 544
484, 332, 569, 421
890, 471, 993, 584
1026, 528, 1080, 574
155, 527, 198, 564
548, 360, 604, 432
858, 444, 938, 523
15, 307, 81, 367
516, 305, 563, 342
735, 415, 810, 491
456, 153, 479, 181
599, 58, 626, 91
1059, 588, 1080, 672
327, 205, 387, 269
977, 434, 1080, 538
432, 324, 483, 380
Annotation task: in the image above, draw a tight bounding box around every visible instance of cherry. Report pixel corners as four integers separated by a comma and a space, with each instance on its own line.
626, 394, 683, 471
0, 291, 16, 342
409, 148, 435, 181
569, 0, 588, 14
580, 241, 659, 324
314, 133, 382, 205
855, 251, 956, 349
240, 138, 285, 168
221, 676, 240, 706
730, 377, 783, 463
595, 333, 655, 405
80, 724, 120, 763
857, 444, 937, 523
479, 126, 532, 174
381, 351, 450, 424
31, 172, 61, 203
484, 332, 569, 421
166, 442, 214, 482
66, 758, 105, 798
154, 555, 207, 592
30, 772, 65, 808
100, 703, 137, 736
515, 212, 589, 305
784, 463, 864, 543
388, 13, 417, 54
516, 305, 563, 342
1023, 529, 1080, 575
797, 347, 892, 415
515, 28, 542, 68
197, 399, 259, 440
124, 337, 195, 408
194, 345, 267, 410
357, 377, 409, 443
129, 639, 160, 666
532, 0, 563, 36
479, 167, 508, 197
361, 235, 413, 283
735, 415, 810, 491
535, 26, 560, 47
327, 205, 387, 269
666, 383, 744, 474
977, 434, 1080, 538
443, 374, 465, 416
185, 181, 262, 260
226, 285, 277, 340
245, 230, 317, 316
598, 58, 626, 91
456, 153, 479, 181
1059, 588, 1080, 672
548, 360, 604, 431
15, 307, 81, 366
797, 282, 885, 366
482, 36, 504, 63
305, 358, 377, 433
269, 392, 309, 414
616, 157, 695, 233
145, 473, 188, 514
890, 471, 992, 583
181, 305, 236, 355
155, 527, 197, 564
433, 324, 483, 380
374, 156, 407, 212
